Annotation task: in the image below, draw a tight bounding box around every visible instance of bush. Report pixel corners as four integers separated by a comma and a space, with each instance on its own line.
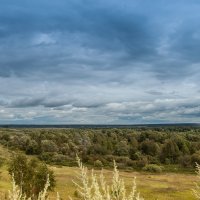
94, 160, 103, 168
136, 156, 148, 168
178, 155, 191, 167
191, 152, 200, 167
143, 164, 163, 173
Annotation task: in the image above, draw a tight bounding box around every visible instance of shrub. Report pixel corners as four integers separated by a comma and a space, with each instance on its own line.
131, 151, 142, 161
178, 155, 191, 168
143, 164, 163, 173
192, 152, 200, 167
136, 156, 148, 168
94, 160, 103, 168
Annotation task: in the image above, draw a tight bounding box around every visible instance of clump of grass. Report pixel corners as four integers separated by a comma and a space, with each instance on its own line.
8, 174, 50, 200
193, 163, 200, 199
8, 175, 24, 200
73, 156, 143, 200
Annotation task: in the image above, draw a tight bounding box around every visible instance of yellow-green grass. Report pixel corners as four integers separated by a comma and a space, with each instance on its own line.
0, 164, 197, 200
46, 166, 197, 200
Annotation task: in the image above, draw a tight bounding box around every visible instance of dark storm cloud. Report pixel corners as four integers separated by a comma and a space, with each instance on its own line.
1, 0, 200, 123
0, 0, 157, 77
11, 97, 45, 108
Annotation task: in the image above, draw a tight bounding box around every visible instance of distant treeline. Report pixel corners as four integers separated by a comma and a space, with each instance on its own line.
1, 127, 200, 171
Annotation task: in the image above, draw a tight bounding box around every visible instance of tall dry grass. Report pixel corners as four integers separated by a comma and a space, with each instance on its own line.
193, 163, 200, 200
73, 156, 143, 200
8, 174, 51, 200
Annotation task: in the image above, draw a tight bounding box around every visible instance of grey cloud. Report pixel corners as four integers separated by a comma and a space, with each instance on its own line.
11, 97, 45, 108
146, 90, 163, 96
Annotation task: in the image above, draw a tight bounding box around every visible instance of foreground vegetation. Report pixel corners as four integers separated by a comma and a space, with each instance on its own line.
0, 144, 198, 200
0, 163, 198, 199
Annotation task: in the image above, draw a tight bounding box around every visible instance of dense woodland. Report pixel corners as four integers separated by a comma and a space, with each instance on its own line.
1, 127, 200, 172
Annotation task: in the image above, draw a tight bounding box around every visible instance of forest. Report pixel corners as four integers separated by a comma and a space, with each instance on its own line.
1, 126, 200, 172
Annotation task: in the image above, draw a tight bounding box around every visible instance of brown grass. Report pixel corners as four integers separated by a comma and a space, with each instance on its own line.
46, 166, 197, 200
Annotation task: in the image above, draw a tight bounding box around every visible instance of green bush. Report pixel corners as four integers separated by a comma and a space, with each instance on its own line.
8, 154, 55, 198
94, 160, 103, 168
136, 156, 148, 168
143, 164, 163, 173
178, 155, 191, 167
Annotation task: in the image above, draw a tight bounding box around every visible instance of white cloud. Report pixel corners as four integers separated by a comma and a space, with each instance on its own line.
32, 33, 56, 46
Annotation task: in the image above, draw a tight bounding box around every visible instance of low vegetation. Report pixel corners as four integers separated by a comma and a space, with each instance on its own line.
6, 156, 143, 200
4, 156, 200, 200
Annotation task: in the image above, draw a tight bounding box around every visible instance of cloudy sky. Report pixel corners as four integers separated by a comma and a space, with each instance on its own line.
0, 0, 200, 124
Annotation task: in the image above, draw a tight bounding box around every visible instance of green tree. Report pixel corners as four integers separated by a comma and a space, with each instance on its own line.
114, 141, 129, 156
160, 139, 180, 164
140, 139, 160, 156
8, 154, 55, 198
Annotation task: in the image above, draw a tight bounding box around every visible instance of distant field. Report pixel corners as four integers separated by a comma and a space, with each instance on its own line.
0, 164, 197, 200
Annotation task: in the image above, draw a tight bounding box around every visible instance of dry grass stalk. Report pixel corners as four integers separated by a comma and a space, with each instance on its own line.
73, 156, 143, 200
8, 174, 50, 200
193, 163, 200, 200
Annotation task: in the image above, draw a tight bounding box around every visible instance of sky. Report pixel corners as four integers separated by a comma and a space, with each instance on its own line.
0, 0, 200, 124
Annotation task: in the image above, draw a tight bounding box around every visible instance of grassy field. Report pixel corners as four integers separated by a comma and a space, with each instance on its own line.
0, 164, 197, 200
0, 145, 198, 200
49, 166, 197, 200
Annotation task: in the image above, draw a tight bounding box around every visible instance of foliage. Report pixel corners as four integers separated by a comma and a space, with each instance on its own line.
142, 164, 163, 173
1, 127, 200, 170
94, 160, 103, 168
8, 154, 55, 198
